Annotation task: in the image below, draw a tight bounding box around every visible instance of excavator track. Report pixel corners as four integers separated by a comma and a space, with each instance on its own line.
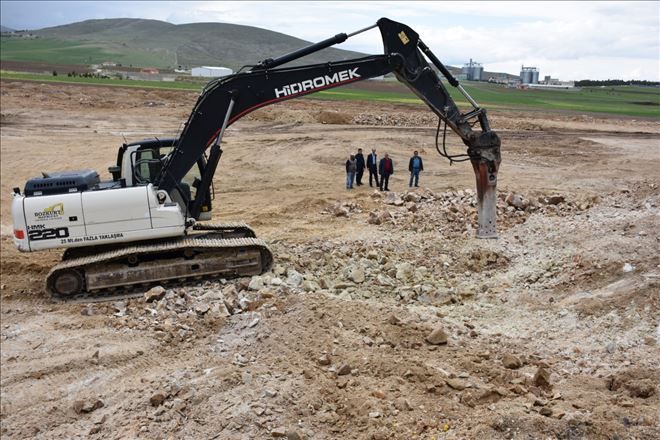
61, 222, 257, 261
47, 235, 273, 303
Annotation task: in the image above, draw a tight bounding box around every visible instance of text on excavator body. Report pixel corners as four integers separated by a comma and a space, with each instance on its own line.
274, 68, 360, 98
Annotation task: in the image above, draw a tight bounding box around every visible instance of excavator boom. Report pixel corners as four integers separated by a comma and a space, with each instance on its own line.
157, 18, 501, 237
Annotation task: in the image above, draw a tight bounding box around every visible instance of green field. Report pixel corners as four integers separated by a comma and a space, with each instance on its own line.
0, 70, 202, 90
321, 81, 660, 118
1, 70, 658, 118
0, 37, 173, 68
454, 81, 660, 117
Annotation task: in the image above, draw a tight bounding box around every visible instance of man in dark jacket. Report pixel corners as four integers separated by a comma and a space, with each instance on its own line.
408, 150, 424, 187
378, 153, 394, 191
355, 148, 366, 186
366, 148, 379, 188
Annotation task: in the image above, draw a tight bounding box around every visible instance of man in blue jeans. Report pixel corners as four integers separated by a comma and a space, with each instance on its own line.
345, 154, 357, 189
408, 150, 424, 187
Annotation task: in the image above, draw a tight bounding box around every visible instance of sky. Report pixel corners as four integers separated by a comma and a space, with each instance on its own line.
1, 1, 659, 81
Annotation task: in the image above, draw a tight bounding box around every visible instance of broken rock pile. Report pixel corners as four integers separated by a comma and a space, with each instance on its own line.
358, 188, 597, 236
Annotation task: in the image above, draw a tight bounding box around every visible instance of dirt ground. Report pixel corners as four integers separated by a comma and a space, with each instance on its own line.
1, 80, 658, 439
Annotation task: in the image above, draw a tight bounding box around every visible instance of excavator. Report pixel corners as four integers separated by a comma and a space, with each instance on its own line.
11, 18, 501, 301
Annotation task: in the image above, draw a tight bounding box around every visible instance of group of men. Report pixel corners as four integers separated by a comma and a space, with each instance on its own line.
345, 148, 424, 191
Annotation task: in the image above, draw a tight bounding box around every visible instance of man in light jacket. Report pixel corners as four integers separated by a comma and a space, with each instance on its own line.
345, 154, 357, 189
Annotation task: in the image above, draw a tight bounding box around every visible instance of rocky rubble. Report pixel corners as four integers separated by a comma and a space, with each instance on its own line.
323, 187, 599, 239
3, 186, 658, 440
353, 112, 439, 127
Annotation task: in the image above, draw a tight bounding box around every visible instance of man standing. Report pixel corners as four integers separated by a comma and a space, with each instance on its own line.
366, 148, 379, 188
408, 150, 424, 187
345, 154, 357, 189
379, 153, 394, 191
355, 148, 366, 186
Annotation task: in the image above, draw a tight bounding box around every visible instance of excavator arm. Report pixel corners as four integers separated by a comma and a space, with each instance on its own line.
157, 18, 502, 238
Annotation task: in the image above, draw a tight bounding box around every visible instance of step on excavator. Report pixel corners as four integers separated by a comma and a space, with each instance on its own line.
11, 18, 501, 302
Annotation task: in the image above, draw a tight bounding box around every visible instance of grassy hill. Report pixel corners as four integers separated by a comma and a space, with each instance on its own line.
3, 18, 657, 118
0, 18, 369, 70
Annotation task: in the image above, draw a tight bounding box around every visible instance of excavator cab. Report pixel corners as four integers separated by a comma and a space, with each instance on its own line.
113, 139, 214, 220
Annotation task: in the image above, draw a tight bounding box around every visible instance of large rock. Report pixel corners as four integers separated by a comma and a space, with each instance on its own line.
384, 192, 404, 206
200, 290, 224, 301
533, 367, 552, 389
627, 379, 656, 398
150, 392, 166, 407
403, 192, 422, 203
73, 399, 104, 414
394, 397, 412, 411
417, 289, 453, 306
144, 286, 166, 302
301, 280, 320, 292
377, 274, 395, 286
337, 364, 352, 376
248, 276, 264, 291
347, 266, 365, 284
445, 378, 466, 390
271, 427, 288, 438
396, 262, 414, 281
333, 205, 350, 217
502, 354, 523, 369
547, 195, 565, 205
286, 270, 304, 287
368, 210, 392, 225
194, 303, 210, 315
413, 266, 429, 283
286, 430, 303, 440
505, 192, 528, 210
426, 326, 448, 345
222, 284, 238, 297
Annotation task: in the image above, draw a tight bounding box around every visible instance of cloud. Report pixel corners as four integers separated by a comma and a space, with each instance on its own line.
1, 1, 658, 80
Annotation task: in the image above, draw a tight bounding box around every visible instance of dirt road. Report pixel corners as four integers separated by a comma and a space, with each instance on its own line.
1, 81, 658, 439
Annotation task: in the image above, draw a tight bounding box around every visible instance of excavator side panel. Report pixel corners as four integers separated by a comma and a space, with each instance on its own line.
16, 185, 185, 251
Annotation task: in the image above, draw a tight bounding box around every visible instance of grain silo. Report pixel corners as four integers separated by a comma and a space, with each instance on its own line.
520, 66, 539, 84
463, 59, 483, 81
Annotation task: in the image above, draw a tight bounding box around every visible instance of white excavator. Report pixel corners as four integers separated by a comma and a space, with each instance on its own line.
11, 18, 501, 301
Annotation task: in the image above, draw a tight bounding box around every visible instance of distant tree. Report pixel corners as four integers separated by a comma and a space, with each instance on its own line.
576, 79, 659, 87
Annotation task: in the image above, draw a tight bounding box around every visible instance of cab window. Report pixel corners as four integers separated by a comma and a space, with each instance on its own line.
132, 145, 201, 204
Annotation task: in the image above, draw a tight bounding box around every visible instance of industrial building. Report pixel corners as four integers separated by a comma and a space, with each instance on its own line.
191, 66, 233, 78
463, 59, 483, 81
520, 66, 539, 84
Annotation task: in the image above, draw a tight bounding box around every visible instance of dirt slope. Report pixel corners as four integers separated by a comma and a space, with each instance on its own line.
1, 81, 658, 439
